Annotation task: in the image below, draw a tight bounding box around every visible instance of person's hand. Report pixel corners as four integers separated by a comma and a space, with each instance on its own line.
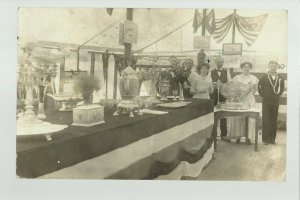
197, 89, 207, 94
183, 81, 190, 89
212, 82, 218, 89
198, 89, 205, 94
208, 86, 213, 94
251, 83, 258, 94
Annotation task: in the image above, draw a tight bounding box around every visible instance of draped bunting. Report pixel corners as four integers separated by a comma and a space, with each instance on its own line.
235, 13, 268, 46
212, 12, 268, 46
212, 13, 234, 44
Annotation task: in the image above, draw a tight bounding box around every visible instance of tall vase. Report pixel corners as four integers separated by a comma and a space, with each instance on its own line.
37, 85, 47, 119
178, 82, 184, 101
146, 80, 161, 108
24, 85, 34, 116
37, 102, 46, 119
18, 85, 40, 123
159, 80, 170, 101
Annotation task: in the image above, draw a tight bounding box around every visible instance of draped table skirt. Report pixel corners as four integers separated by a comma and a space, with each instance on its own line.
17, 99, 214, 179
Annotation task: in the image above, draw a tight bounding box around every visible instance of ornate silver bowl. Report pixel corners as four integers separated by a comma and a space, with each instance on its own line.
220, 81, 253, 110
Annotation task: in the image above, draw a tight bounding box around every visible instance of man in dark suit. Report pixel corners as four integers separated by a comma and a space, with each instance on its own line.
258, 61, 285, 145
210, 56, 231, 141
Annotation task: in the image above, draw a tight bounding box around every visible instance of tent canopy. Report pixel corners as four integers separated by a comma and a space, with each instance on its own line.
18, 8, 287, 63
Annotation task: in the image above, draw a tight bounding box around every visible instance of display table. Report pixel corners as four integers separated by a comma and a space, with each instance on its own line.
213, 108, 260, 152
17, 99, 215, 179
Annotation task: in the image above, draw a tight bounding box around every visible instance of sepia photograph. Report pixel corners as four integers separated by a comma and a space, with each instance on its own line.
0, 0, 298, 198
16, 7, 289, 181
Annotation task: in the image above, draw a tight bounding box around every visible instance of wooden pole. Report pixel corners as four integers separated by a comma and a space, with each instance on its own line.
180, 27, 183, 52
124, 8, 133, 67
232, 9, 236, 43
113, 59, 118, 99
202, 9, 207, 36
90, 52, 95, 75
230, 9, 237, 81
76, 48, 80, 70
59, 57, 65, 93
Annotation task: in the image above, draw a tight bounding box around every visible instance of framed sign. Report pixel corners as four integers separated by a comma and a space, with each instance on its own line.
222, 43, 243, 55
193, 36, 211, 49
124, 20, 138, 44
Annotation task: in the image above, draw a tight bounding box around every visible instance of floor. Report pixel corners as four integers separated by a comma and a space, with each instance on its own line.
197, 130, 286, 181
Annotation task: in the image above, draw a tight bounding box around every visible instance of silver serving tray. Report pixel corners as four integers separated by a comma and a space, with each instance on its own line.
156, 101, 188, 108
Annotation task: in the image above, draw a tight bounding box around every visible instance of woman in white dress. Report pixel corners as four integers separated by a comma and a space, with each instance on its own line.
228, 62, 258, 143
190, 63, 213, 99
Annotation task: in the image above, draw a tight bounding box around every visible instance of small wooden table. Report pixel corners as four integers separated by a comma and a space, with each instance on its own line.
213, 108, 260, 152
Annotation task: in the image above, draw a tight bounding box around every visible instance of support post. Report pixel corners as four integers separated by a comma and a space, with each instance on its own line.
59, 57, 65, 93
90, 52, 95, 75
76, 48, 80, 71
113, 58, 118, 99
232, 9, 236, 43
201, 9, 207, 36
124, 8, 133, 67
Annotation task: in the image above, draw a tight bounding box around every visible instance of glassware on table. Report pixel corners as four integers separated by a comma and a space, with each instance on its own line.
159, 80, 170, 100
171, 89, 179, 100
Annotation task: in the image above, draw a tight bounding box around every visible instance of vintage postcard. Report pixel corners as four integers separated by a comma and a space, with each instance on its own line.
17, 7, 288, 182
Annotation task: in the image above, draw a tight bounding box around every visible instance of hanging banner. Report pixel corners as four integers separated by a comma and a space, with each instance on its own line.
193, 36, 211, 49
124, 20, 138, 44
223, 55, 241, 69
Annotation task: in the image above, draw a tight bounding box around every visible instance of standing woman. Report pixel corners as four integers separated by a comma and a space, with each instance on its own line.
190, 63, 213, 99
228, 62, 258, 143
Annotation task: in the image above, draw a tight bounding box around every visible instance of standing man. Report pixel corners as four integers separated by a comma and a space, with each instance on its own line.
258, 61, 285, 145
183, 59, 194, 98
169, 55, 180, 94
211, 56, 231, 141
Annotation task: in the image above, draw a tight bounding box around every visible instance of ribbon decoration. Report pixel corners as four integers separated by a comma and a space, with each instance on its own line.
212, 11, 268, 46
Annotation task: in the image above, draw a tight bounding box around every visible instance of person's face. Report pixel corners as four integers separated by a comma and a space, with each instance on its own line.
185, 60, 193, 70
169, 57, 177, 66
215, 58, 224, 69
242, 64, 251, 75
269, 63, 278, 73
198, 55, 206, 63
200, 66, 208, 75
